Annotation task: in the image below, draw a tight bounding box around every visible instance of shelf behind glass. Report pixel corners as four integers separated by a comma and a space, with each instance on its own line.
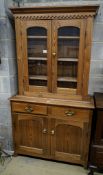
28, 57, 47, 61
58, 77, 77, 82
28, 36, 47, 39
58, 36, 80, 39
58, 58, 78, 62
29, 75, 47, 80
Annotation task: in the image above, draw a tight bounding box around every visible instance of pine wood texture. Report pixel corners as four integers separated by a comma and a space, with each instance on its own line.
10, 5, 98, 167
12, 102, 47, 115
12, 113, 49, 157
10, 5, 99, 15
10, 95, 94, 109
11, 99, 93, 166
10, 5, 99, 99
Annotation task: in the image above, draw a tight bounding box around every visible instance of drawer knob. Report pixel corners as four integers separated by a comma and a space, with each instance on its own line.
42, 128, 47, 134
25, 106, 33, 113
51, 130, 55, 135
65, 111, 75, 116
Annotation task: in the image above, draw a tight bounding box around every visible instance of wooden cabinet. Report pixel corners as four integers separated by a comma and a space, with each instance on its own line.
10, 5, 99, 167
10, 5, 99, 99
11, 98, 93, 167
89, 93, 103, 174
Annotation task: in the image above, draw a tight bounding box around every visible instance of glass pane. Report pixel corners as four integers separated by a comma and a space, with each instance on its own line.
58, 39, 79, 59
28, 38, 47, 57
27, 27, 47, 87
28, 60, 47, 76
29, 80, 47, 86
57, 26, 80, 89
27, 27, 47, 36
57, 82, 77, 88
58, 62, 77, 77
58, 26, 80, 37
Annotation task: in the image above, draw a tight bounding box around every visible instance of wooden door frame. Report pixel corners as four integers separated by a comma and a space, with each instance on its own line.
82, 17, 94, 99
13, 113, 49, 157
51, 19, 86, 96
21, 20, 52, 95
15, 19, 24, 95
50, 118, 87, 165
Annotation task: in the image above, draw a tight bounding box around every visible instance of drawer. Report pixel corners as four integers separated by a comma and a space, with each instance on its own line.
12, 102, 47, 115
92, 146, 103, 167
50, 106, 91, 122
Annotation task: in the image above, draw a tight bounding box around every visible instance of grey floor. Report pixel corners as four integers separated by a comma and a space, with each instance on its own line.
0, 156, 102, 175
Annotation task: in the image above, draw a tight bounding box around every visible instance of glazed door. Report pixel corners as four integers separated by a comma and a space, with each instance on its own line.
13, 114, 49, 157
50, 118, 89, 166
52, 20, 85, 95
22, 20, 52, 95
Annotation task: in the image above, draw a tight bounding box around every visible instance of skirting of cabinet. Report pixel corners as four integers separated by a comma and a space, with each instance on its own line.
15, 150, 85, 166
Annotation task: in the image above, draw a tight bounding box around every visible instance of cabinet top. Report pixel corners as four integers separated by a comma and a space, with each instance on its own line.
10, 5, 99, 16
10, 95, 94, 109
94, 93, 103, 109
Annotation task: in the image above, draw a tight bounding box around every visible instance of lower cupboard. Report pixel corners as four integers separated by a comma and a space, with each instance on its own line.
12, 104, 92, 167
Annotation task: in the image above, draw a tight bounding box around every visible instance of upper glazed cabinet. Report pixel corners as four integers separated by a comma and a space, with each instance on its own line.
11, 5, 99, 99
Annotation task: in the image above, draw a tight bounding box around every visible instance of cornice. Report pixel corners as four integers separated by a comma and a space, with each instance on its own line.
10, 5, 99, 16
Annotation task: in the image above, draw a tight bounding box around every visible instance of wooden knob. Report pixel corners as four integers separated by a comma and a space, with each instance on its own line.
52, 52, 56, 56
51, 130, 55, 135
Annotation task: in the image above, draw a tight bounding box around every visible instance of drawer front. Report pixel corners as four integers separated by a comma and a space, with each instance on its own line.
91, 146, 103, 167
50, 106, 91, 122
95, 151, 103, 167
12, 102, 47, 115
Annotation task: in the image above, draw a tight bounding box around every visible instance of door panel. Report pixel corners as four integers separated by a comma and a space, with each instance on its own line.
14, 114, 48, 157
56, 124, 82, 154
50, 118, 89, 165
21, 20, 52, 94
52, 19, 85, 95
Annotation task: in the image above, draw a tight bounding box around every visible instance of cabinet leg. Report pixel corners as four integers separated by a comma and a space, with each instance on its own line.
14, 151, 18, 157
88, 169, 94, 175
88, 165, 97, 175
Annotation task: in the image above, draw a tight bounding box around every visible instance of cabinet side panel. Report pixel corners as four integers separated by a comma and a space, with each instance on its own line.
82, 17, 93, 98
81, 110, 93, 167
15, 18, 24, 95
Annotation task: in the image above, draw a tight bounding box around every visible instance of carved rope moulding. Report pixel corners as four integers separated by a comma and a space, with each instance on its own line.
15, 13, 94, 20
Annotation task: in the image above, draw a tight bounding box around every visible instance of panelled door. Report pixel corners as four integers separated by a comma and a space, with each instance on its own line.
22, 20, 52, 94
51, 19, 86, 95
13, 114, 49, 157
50, 118, 89, 166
